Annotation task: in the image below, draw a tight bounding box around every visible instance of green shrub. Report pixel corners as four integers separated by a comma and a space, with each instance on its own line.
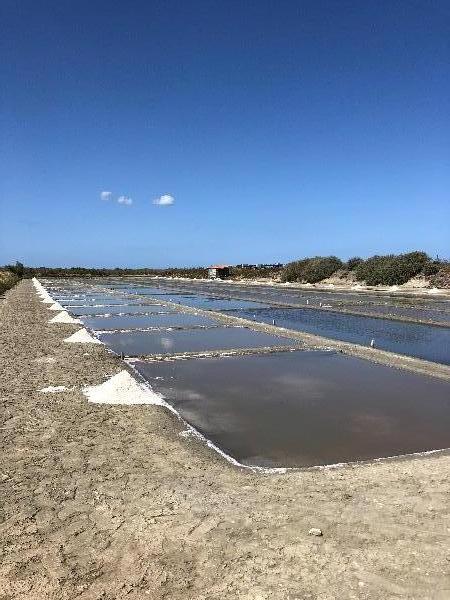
282, 256, 343, 284
0, 270, 19, 294
346, 257, 363, 271
6, 261, 24, 278
421, 261, 440, 277
354, 251, 430, 286
430, 263, 450, 289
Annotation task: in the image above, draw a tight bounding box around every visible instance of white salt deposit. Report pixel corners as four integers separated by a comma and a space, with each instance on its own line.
64, 329, 102, 344
48, 302, 64, 311
49, 311, 81, 324
33, 279, 54, 304
83, 370, 165, 405
40, 385, 69, 393
39, 293, 50, 301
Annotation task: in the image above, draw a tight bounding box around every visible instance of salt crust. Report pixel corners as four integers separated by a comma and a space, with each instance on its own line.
40, 386, 69, 393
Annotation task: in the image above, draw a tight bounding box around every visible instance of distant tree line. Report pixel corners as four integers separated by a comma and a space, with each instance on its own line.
6, 264, 209, 279
2, 252, 449, 288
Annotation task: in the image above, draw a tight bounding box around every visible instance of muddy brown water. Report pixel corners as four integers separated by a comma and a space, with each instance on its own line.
98, 326, 299, 356
134, 351, 450, 468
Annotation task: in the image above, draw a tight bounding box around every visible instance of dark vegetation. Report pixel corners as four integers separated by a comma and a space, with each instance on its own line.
346, 257, 364, 270
282, 256, 343, 283
0, 270, 19, 295
0, 261, 26, 294
282, 251, 446, 286
430, 263, 450, 289
14, 265, 209, 279
232, 265, 284, 280
353, 252, 438, 286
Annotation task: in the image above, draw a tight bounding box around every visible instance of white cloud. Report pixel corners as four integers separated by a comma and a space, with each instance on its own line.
153, 194, 175, 206
117, 195, 133, 206
100, 190, 112, 201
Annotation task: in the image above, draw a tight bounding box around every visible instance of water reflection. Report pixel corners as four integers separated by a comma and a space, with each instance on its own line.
134, 351, 450, 468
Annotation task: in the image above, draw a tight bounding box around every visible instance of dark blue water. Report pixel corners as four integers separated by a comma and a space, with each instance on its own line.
229, 308, 450, 365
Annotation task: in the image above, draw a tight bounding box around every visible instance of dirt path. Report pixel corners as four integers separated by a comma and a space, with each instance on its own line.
1, 280, 449, 599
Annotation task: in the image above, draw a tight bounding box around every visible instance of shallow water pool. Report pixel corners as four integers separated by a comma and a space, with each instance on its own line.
67, 304, 174, 316
134, 351, 450, 468
81, 312, 221, 331
230, 308, 450, 365
99, 326, 298, 356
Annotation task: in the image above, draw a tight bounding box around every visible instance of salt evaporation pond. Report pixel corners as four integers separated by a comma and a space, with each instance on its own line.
81, 312, 221, 331
229, 308, 450, 365
158, 280, 450, 324
146, 294, 269, 311
99, 326, 298, 356
104, 285, 174, 296
134, 351, 450, 468
67, 304, 174, 316
60, 296, 143, 307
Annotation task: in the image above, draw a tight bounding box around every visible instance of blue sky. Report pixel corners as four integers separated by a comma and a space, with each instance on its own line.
1, 0, 449, 267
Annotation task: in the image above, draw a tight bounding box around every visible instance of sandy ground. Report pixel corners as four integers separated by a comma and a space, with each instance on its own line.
1, 280, 450, 600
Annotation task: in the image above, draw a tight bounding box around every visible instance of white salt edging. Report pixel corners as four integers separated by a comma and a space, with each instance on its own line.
125, 359, 287, 474
64, 328, 102, 344
39, 385, 70, 393
83, 370, 165, 405
124, 359, 450, 475
49, 311, 82, 324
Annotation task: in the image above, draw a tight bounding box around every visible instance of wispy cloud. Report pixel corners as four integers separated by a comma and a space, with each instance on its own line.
100, 190, 112, 201
153, 194, 175, 206
117, 195, 133, 206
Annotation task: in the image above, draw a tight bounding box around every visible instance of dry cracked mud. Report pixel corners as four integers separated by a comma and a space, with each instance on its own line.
0, 280, 449, 599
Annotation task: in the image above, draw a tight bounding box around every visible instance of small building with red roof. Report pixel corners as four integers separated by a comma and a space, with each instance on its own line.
208, 265, 230, 279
